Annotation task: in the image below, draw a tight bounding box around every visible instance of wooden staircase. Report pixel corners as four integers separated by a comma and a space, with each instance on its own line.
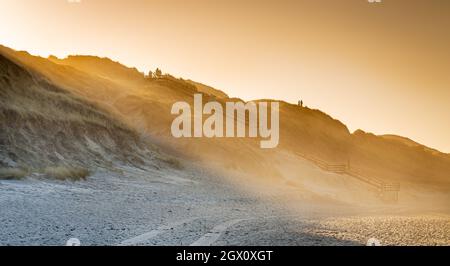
295, 152, 400, 203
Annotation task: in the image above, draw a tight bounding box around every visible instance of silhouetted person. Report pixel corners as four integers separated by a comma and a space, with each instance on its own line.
155, 68, 162, 78
298, 100, 303, 107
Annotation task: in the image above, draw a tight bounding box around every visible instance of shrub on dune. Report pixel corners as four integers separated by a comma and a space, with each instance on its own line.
43, 166, 90, 181
0, 168, 28, 180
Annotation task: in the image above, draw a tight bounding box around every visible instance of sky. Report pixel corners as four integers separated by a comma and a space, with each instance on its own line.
0, 0, 449, 152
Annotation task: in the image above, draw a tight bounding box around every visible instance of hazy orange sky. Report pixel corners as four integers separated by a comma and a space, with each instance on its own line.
0, 0, 449, 152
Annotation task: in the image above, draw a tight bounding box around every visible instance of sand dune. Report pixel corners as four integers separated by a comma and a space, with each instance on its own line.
0, 51, 180, 181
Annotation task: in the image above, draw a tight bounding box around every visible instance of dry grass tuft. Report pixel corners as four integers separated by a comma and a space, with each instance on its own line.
157, 154, 183, 170
44, 166, 90, 181
0, 168, 28, 180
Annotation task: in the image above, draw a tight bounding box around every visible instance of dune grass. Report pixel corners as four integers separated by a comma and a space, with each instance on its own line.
156, 154, 183, 170
0, 168, 28, 180
43, 166, 90, 181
